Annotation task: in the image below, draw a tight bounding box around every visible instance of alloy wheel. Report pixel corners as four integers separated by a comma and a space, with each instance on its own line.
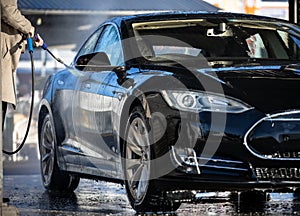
40, 117, 55, 186
125, 117, 151, 205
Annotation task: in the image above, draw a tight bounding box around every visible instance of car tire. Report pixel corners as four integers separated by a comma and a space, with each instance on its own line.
39, 114, 80, 192
123, 106, 181, 213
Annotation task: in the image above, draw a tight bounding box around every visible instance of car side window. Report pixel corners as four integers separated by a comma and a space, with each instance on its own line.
76, 27, 103, 58
94, 25, 123, 66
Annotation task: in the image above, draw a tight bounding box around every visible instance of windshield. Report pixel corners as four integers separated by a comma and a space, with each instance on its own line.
132, 19, 300, 67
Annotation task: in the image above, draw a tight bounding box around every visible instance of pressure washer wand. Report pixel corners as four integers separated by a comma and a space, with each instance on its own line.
34, 35, 82, 76
34, 35, 69, 68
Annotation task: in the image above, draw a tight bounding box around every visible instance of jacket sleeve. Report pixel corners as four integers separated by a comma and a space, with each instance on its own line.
1, 0, 32, 34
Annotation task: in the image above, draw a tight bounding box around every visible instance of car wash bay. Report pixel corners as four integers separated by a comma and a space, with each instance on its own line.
0, 0, 300, 214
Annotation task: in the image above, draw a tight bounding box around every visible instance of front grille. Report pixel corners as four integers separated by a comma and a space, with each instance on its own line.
255, 167, 300, 180
244, 110, 300, 160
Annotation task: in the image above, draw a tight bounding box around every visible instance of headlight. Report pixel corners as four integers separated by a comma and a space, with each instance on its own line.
161, 90, 252, 113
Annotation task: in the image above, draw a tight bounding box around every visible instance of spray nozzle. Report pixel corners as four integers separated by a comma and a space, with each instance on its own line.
32, 33, 82, 76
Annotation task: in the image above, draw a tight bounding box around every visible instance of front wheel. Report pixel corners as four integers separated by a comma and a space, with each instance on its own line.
39, 114, 80, 192
123, 106, 181, 213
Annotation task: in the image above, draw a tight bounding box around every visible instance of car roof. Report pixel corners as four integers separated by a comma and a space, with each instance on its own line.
105, 11, 291, 27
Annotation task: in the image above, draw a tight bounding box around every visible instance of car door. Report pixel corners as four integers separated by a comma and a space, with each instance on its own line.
74, 24, 124, 178
61, 27, 103, 167
69, 26, 116, 177
89, 24, 125, 176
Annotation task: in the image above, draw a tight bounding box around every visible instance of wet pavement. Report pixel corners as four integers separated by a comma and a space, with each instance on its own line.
4, 158, 300, 215
4, 174, 133, 216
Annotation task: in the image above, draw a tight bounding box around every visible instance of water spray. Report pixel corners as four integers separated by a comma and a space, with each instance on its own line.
34, 35, 82, 76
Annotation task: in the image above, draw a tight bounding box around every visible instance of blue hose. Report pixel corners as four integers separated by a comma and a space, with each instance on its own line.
3, 37, 35, 155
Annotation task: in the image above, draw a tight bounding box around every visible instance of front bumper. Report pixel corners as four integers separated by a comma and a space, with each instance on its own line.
161, 110, 300, 191
154, 146, 300, 192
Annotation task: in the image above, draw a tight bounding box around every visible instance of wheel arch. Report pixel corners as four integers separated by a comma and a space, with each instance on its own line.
38, 99, 65, 146
119, 92, 152, 154
118, 91, 165, 156
119, 95, 143, 157
38, 99, 51, 142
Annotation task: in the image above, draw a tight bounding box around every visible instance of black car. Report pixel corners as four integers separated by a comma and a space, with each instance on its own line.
38, 11, 300, 212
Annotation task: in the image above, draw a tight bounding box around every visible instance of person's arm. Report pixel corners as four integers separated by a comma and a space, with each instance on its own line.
1, 0, 34, 35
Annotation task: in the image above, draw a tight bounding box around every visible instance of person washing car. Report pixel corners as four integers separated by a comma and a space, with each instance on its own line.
1, 0, 43, 129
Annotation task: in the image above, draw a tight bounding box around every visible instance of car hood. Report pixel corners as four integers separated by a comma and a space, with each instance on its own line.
200, 65, 300, 114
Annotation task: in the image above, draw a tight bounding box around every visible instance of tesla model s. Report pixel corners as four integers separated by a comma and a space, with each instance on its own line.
38, 11, 300, 212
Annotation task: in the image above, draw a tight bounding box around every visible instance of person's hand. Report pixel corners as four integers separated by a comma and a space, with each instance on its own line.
35, 33, 44, 47
29, 26, 35, 37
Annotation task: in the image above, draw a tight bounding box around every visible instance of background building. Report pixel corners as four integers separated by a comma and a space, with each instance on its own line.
204, 0, 288, 19
19, 0, 219, 48
259, 0, 288, 19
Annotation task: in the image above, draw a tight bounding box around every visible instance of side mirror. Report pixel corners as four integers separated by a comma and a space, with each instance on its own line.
75, 52, 111, 70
